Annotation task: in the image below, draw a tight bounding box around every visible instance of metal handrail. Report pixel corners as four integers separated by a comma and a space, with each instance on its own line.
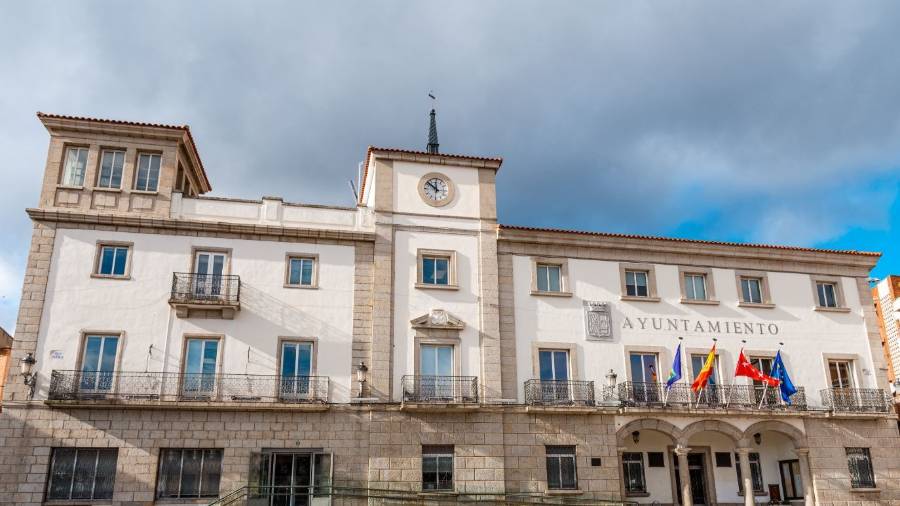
170, 272, 241, 305
401, 375, 479, 403
820, 387, 891, 413
524, 379, 595, 406
611, 382, 806, 410
48, 370, 328, 403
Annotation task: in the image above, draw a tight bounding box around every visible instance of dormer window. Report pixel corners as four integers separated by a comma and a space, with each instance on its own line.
61, 146, 89, 187
135, 153, 161, 192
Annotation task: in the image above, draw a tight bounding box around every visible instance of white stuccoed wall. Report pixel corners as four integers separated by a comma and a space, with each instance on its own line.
34, 228, 358, 402
512, 256, 877, 406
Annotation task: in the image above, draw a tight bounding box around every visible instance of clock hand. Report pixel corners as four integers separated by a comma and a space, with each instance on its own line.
427, 182, 439, 193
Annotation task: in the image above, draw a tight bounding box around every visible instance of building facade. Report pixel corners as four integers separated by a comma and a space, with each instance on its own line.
1, 112, 899, 505
873, 275, 900, 413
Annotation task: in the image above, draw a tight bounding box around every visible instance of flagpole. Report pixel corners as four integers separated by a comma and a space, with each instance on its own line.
664, 337, 683, 407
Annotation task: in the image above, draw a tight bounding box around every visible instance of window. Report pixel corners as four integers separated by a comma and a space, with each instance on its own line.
420, 344, 454, 399
156, 448, 223, 499
539, 349, 571, 402
286, 256, 317, 287
740, 277, 763, 304
629, 352, 660, 402
816, 282, 838, 308
193, 251, 228, 298
95, 244, 130, 277
47, 448, 117, 501
829, 360, 854, 389
61, 146, 89, 187
182, 338, 219, 397
715, 452, 733, 467
134, 153, 161, 192
735, 452, 764, 494
647, 452, 665, 468
779, 459, 803, 500
546, 446, 577, 490
79, 334, 119, 393
422, 445, 454, 491
621, 452, 646, 494
97, 150, 125, 189
846, 448, 875, 489
536, 263, 562, 292
422, 256, 450, 286
684, 273, 707, 301
625, 270, 649, 297
280, 341, 313, 400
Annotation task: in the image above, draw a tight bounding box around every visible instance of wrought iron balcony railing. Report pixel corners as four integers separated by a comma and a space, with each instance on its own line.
401, 375, 479, 403
48, 370, 328, 404
524, 379, 595, 406
170, 272, 241, 306
820, 387, 891, 413
609, 382, 806, 410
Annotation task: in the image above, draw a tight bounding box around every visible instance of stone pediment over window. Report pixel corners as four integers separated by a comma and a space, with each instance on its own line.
410, 309, 465, 330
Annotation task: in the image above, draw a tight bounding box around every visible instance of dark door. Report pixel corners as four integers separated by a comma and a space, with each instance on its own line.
673, 453, 709, 505
269, 454, 311, 506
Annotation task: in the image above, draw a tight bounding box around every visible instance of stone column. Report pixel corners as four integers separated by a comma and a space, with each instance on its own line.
617, 447, 627, 501
796, 448, 815, 506
674, 445, 693, 506
736, 448, 755, 506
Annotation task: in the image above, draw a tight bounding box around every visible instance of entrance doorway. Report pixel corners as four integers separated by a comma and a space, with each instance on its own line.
258, 451, 332, 506
673, 452, 709, 505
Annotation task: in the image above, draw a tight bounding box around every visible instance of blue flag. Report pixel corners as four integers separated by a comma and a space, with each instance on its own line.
771, 351, 797, 403
665, 343, 682, 390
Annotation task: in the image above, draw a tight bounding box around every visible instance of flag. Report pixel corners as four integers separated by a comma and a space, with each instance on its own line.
734, 349, 780, 387
665, 343, 682, 390
690, 343, 717, 392
770, 351, 798, 404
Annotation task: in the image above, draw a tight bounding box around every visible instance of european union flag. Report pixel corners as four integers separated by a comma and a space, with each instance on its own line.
771, 351, 797, 404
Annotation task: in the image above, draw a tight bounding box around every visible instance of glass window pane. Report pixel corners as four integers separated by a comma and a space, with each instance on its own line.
313, 453, 332, 495
301, 259, 314, 285
629, 354, 644, 384
111, 151, 124, 188
148, 155, 160, 191
282, 344, 297, 377
548, 266, 560, 292
200, 450, 222, 497
93, 449, 117, 499
158, 450, 182, 498
434, 258, 449, 285
644, 355, 658, 383
113, 248, 128, 275
546, 456, 561, 489
436, 346, 452, 376
180, 450, 202, 497
539, 351, 553, 380
82, 337, 102, 371
100, 247, 115, 274
625, 271, 636, 296
99, 152, 112, 187
186, 340, 202, 375
423, 257, 435, 284
48, 448, 76, 500
70, 449, 97, 499
553, 351, 569, 381
421, 346, 436, 376
202, 341, 218, 375
537, 265, 548, 291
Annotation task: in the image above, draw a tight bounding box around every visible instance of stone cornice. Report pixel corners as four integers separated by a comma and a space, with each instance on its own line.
26, 208, 375, 243
498, 227, 879, 276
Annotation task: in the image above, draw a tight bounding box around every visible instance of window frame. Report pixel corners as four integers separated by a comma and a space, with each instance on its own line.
810, 276, 850, 312
179, 335, 223, 398
532, 342, 579, 381
619, 263, 659, 301
60, 145, 90, 188
827, 358, 856, 389
622, 451, 647, 495
421, 445, 455, 492
545, 445, 578, 491
678, 266, 718, 305
46, 447, 118, 501
95, 148, 126, 190
92, 241, 133, 279
736, 451, 765, 495
845, 447, 876, 489
76, 332, 124, 394
284, 253, 319, 289
133, 151, 162, 192
735, 270, 774, 308
416, 249, 458, 290
414, 336, 461, 377
155, 448, 224, 499
530, 257, 571, 297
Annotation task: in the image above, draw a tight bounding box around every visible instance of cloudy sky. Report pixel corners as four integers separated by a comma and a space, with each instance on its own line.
1, 1, 899, 332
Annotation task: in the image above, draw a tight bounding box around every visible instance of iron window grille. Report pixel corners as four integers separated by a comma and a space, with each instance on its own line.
157, 448, 223, 499
46, 448, 118, 501
846, 448, 876, 489
736, 452, 764, 494
546, 446, 578, 490
422, 445, 454, 491
621, 452, 646, 494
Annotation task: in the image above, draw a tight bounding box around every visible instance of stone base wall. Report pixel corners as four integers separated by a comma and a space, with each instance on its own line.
0, 404, 898, 505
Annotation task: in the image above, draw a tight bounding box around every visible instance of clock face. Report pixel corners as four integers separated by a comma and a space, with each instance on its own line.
422, 177, 449, 201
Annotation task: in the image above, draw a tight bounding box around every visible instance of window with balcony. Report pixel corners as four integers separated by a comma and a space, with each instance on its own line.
629, 352, 660, 403
96, 149, 125, 189
47, 448, 118, 501
78, 334, 119, 394
182, 338, 219, 397
622, 452, 646, 494
828, 360, 854, 389
735, 451, 764, 494
286, 255, 317, 288
846, 447, 875, 489
156, 448, 223, 499
94, 243, 131, 278
61, 146, 89, 187
422, 445, 454, 491
280, 341, 313, 401
134, 152, 161, 192
546, 446, 578, 490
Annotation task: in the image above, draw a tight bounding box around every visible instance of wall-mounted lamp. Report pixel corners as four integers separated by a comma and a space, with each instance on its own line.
605, 369, 618, 388
20, 353, 37, 399
753, 432, 762, 445
356, 361, 368, 398
632, 431, 640, 444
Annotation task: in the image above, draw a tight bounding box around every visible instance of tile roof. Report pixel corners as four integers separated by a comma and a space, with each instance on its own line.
36, 112, 211, 191
499, 224, 881, 257
357, 146, 503, 204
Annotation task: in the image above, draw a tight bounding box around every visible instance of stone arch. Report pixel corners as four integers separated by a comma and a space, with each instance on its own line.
741, 420, 807, 448
616, 418, 682, 446
679, 419, 743, 445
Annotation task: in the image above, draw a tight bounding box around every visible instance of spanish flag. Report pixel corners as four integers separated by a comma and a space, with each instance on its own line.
691, 343, 717, 392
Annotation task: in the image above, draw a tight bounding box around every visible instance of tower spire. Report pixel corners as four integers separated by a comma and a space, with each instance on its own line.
427, 93, 439, 154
